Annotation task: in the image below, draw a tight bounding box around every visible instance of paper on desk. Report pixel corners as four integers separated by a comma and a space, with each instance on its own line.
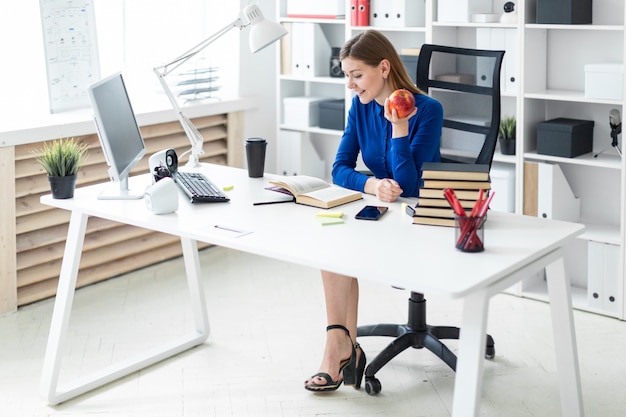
213, 224, 252, 238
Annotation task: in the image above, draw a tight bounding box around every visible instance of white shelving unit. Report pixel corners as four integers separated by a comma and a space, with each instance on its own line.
275, 0, 626, 319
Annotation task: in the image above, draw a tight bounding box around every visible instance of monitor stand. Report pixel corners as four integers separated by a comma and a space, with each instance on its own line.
97, 176, 145, 200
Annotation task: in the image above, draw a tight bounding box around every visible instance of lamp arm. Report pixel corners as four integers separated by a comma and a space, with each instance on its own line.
155, 17, 246, 77
154, 69, 204, 167
153, 16, 246, 167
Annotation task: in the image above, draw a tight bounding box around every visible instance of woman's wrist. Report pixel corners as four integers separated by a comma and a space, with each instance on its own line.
391, 122, 409, 138
364, 177, 379, 195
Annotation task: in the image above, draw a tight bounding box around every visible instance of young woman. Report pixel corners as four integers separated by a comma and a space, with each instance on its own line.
304, 30, 443, 392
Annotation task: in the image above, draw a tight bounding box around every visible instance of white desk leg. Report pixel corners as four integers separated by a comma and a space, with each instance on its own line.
181, 237, 210, 336
40, 214, 210, 405
451, 288, 490, 417
546, 255, 585, 417
40, 210, 88, 404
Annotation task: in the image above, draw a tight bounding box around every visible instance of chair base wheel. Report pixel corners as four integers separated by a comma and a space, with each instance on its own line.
364, 377, 381, 395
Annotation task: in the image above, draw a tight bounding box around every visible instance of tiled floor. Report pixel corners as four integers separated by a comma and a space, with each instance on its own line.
1, 246, 625, 417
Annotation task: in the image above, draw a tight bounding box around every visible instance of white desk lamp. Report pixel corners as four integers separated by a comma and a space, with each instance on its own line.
154, 3, 287, 167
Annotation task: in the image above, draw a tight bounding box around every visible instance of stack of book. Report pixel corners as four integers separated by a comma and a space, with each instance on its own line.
413, 162, 491, 226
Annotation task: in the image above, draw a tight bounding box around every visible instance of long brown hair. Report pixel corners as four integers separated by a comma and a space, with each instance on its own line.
339, 30, 423, 95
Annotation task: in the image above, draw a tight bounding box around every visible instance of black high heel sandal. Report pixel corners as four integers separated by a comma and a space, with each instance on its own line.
304, 324, 356, 392
343, 342, 366, 389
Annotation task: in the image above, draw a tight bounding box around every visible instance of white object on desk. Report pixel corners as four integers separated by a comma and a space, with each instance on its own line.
144, 177, 179, 214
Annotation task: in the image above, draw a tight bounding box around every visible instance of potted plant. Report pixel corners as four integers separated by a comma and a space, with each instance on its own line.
34, 138, 89, 199
499, 116, 516, 155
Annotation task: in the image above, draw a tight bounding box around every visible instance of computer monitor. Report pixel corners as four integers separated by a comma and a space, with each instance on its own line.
88, 72, 147, 200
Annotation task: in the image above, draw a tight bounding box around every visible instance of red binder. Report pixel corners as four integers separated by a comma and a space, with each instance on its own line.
350, 0, 358, 26
357, 0, 369, 26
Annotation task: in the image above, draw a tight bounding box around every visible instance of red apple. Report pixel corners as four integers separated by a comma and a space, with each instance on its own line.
388, 89, 416, 118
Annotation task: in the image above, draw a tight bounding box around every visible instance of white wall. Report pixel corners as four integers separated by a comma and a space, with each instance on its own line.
238, 0, 280, 174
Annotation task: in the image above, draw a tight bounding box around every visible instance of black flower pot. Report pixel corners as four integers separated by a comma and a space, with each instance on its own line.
499, 137, 516, 155
48, 174, 77, 199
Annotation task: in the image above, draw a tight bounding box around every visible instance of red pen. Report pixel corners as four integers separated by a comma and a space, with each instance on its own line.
443, 188, 466, 216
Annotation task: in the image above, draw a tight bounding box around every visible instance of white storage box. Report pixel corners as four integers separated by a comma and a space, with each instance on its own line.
437, 0, 492, 23
370, 0, 425, 28
585, 63, 624, 101
287, 0, 345, 18
283, 97, 328, 128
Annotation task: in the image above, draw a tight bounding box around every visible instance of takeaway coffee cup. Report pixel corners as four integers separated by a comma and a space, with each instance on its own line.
245, 138, 267, 178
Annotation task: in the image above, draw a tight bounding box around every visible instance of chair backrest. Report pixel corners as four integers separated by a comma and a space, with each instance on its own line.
416, 44, 505, 168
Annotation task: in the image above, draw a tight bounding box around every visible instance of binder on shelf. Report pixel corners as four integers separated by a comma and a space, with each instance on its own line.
523, 162, 538, 216
357, 0, 369, 26
280, 22, 292, 76
350, 0, 358, 26
587, 241, 621, 315
537, 162, 580, 222
476, 28, 517, 93
278, 130, 326, 179
370, 0, 424, 28
290, 23, 331, 77
489, 163, 515, 213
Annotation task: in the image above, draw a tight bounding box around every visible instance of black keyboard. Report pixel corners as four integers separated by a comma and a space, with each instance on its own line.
173, 171, 230, 203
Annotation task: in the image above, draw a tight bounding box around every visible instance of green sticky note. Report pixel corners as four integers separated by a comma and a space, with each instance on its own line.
317, 217, 344, 226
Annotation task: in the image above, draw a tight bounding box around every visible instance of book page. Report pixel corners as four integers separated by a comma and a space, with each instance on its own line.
271, 175, 329, 196
303, 186, 359, 202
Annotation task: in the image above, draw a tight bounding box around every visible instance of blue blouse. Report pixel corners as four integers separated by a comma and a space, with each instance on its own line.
332, 93, 443, 197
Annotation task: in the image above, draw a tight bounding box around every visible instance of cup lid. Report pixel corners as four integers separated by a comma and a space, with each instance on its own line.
246, 137, 266, 143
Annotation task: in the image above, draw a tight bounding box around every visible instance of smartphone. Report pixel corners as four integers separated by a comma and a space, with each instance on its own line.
355, 205, 388, 220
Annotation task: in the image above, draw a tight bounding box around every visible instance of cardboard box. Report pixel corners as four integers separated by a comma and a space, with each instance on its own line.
585, 63, 624, 101
319, 99, 345, 130
283, 97, 328, 128
536, 118, 594, 158
287, 0, 345, 18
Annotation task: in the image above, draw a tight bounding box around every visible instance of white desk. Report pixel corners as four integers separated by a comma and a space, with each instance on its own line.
40, 163, 585, 417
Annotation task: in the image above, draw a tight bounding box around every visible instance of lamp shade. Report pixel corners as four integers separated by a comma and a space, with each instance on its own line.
244, 4, 287, 53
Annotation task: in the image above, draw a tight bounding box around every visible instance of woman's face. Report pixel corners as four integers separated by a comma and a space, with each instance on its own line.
341, 57, 391, 106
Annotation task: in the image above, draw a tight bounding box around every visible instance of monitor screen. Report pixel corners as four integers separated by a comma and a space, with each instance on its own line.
88, 72, 147, 200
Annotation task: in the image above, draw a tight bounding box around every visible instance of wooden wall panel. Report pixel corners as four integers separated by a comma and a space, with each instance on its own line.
0, 146, 17, 314
10, 113, 239, 308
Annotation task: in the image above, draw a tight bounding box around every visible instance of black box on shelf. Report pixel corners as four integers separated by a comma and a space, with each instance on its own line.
536, 0, 592, 24
537, 118, 594, 158
319, 99, 345, 131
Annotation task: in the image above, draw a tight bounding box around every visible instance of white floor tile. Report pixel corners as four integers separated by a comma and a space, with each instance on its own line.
1, 246, 625, 416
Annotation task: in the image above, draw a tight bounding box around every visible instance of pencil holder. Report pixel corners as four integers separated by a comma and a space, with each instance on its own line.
454, 215, 485, 253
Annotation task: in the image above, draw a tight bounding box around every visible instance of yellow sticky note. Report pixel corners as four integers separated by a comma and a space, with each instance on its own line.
316, 211, 344, 218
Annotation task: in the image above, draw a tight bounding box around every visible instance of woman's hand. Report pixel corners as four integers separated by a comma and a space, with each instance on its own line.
365, 177, 403, 202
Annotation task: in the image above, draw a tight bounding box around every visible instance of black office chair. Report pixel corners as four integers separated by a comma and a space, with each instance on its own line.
357, 44, 505, 395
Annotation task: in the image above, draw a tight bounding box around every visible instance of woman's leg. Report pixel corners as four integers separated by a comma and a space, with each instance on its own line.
304, 270, 359, 389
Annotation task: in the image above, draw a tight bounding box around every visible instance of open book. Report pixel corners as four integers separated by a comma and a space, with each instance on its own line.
268, 175, 362, 209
